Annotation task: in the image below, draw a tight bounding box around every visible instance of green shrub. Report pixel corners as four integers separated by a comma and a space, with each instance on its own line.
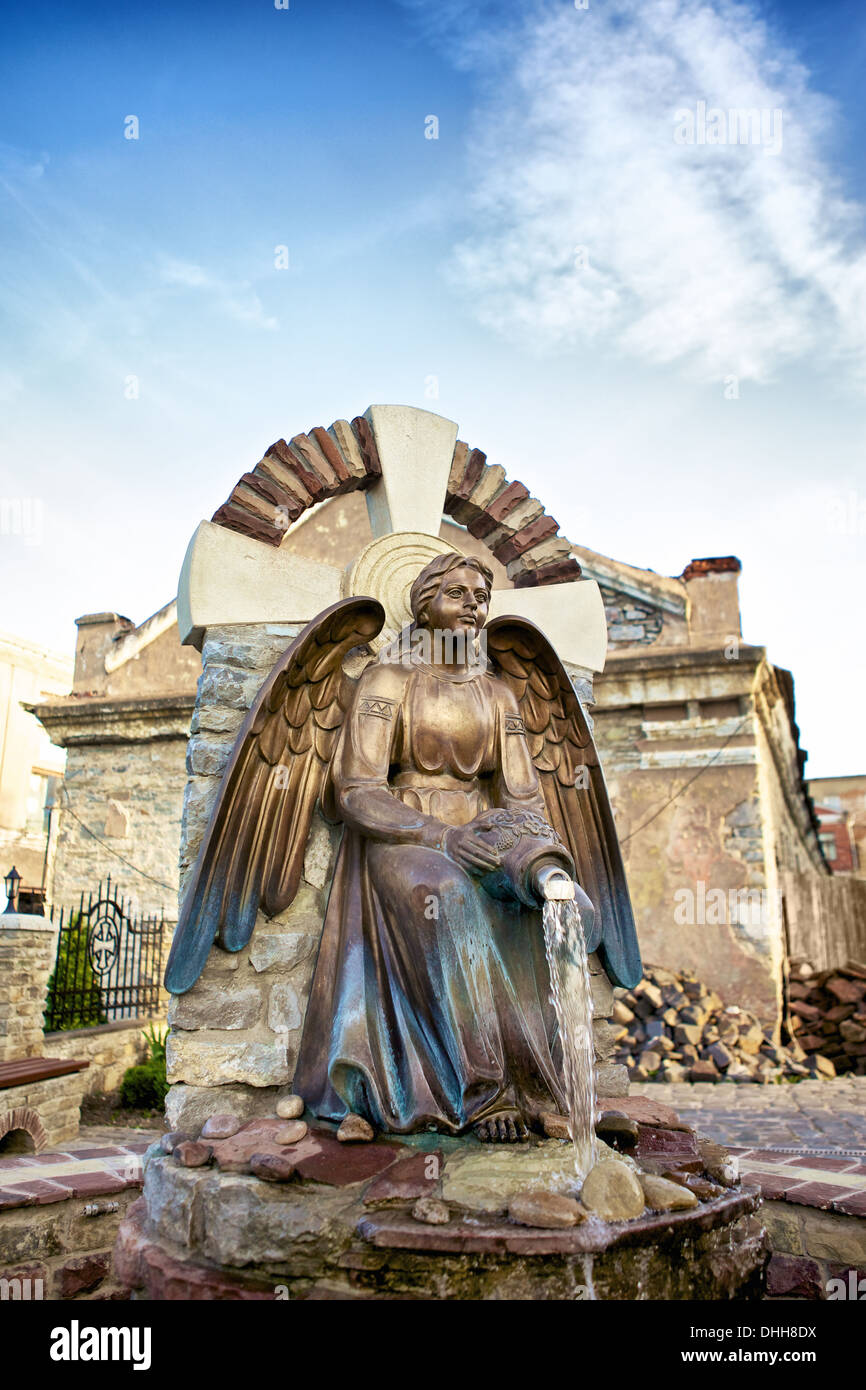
43, 915, 107, 1031
119, 1059, 168, 1110
143, 1023, 168, 1063
119, 1022, 169, 1110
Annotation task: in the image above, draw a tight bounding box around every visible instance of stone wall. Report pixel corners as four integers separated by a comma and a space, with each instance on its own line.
0, 1070, 91, 1148
46, 1018, 166, 1097
50, 728, 190, 917
168, 622, 319, 1130
0, 914, 58, 1063
0, 1184, 141, 1300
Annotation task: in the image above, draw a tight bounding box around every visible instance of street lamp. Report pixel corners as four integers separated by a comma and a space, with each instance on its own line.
3, 866, 21, 914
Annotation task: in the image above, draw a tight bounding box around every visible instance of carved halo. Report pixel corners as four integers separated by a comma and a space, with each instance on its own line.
342, 531, 453, 653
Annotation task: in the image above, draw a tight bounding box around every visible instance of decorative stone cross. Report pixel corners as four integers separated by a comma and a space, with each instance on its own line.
177, 405, 607, 679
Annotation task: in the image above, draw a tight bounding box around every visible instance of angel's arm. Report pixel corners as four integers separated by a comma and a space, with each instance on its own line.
331, 666, 448, 849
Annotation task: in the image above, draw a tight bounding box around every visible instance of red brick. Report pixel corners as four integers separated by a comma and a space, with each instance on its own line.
444, 448, 486, 513
788, 1156, 858, 1173
211, 501, 283, 545
513, 558, 581, 588
65, 1171, 126, 1199
350, 416, 382, 479
66, 1146, 131, 1160
826, 977, 865, 1004
0, 1186, 36, 1210
492, 515, 559, 564
310, 426, 358, 491
1, 1178, 71, 1205
831, 1192, 866, 1217
467, 481, 529, 538
742, 1173, 790, 1200
782, 1181, 848, 1209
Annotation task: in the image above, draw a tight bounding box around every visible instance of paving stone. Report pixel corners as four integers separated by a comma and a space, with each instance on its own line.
766, 1253, 823, 1300
363, 1150, 442, 1208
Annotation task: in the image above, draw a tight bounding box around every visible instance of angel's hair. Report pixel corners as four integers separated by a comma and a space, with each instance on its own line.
409, 552, 494, 628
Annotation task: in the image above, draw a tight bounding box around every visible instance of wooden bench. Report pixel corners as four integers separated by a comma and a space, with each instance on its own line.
0, 1057, 90, 1090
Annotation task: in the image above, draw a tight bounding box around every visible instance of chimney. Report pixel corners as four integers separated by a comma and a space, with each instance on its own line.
72, 613, 134, 695
681, 557, 742, 649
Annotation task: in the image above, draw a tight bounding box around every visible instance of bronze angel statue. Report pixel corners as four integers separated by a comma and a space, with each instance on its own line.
166, 551, 641, 1142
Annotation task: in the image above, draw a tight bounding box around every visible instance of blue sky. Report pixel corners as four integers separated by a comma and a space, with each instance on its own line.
0, 0, 864, 777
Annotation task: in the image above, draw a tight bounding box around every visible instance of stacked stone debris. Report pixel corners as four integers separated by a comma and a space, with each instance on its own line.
612, 963, 835, 1085
787, 959, 866, 1077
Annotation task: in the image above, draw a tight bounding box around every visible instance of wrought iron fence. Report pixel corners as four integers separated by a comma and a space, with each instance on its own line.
44, 878, 166, 1031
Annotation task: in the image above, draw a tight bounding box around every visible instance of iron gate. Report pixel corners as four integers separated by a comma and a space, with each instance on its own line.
44, 878, 166, 1030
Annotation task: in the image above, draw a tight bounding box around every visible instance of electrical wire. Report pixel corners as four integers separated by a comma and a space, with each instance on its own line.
620, 715, 751, 844
57, 791, 175, 893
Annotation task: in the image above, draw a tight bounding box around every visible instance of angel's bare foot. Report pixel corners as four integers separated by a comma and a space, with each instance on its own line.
475, 1110, 530, 1143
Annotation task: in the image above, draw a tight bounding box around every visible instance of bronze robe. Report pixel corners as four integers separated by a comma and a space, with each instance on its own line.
293, 653, 569, 1132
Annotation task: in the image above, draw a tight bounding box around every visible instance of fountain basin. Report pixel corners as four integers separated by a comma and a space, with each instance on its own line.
116, 1129, 768, 1301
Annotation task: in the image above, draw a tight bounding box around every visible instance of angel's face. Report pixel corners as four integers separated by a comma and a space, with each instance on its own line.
425, 566, 490, 635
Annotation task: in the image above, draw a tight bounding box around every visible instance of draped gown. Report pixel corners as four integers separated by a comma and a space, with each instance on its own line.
293, 650, 570, 1133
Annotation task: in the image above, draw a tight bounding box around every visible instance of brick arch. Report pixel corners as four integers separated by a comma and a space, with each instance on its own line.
211, 417, 581, 590
0, 1106, 47, 1154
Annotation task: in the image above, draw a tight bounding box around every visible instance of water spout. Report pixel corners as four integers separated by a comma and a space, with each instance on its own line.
539, 874, 598, 1182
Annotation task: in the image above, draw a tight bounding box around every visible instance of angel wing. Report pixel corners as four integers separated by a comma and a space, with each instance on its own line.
164, 596, 385, 994
486, 615, 642, 989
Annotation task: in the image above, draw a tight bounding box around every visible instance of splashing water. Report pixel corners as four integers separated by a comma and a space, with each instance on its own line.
542, 896, 598, 1180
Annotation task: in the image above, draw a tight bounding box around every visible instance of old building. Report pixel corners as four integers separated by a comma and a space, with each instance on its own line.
28, 603, 200, 919
0, 631, 72, 901
807, 775, 866, 879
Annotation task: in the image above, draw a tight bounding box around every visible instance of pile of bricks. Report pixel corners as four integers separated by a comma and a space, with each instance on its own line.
787, 959, 866, 1077
612, 964, 832, 1085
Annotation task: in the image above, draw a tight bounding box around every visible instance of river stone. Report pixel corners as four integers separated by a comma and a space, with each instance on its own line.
161, 1130, 193, 1154
250, 1152, 298, 1183
276, 1120, 308, 1145
508, 1190, 586, 1229
640, 1174, 699, 1212
337, 1114, 375, 1143
580, 1159, 645, 1221
276, 1095, 305, 1120
540, 1112, 571, 1140
412, 1197, 450, 1225
697, 1138, 739, 1187
201, 1113, 243, 1140
174, 1140, 213, 1168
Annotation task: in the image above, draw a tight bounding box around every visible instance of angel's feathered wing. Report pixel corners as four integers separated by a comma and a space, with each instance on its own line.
164, 596, 385, 995
486, 616, 642, 989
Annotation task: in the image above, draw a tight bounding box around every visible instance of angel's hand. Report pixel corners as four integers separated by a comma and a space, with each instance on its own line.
444, 825, 502, 874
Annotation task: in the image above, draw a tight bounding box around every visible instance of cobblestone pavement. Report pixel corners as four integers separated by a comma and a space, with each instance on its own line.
630, 1078, 866, 1152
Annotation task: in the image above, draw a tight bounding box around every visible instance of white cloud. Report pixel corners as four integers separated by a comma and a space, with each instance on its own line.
159, 259, 278, 331
426, 0, 866, 385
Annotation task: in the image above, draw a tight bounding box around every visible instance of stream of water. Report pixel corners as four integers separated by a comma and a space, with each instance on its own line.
542, 897, 598, 1180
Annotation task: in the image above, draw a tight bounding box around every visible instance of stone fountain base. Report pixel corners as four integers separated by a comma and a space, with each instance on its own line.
116, 1110, 768, 1301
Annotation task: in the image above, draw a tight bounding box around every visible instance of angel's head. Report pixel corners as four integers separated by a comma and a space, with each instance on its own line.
409, 552, 494, 635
